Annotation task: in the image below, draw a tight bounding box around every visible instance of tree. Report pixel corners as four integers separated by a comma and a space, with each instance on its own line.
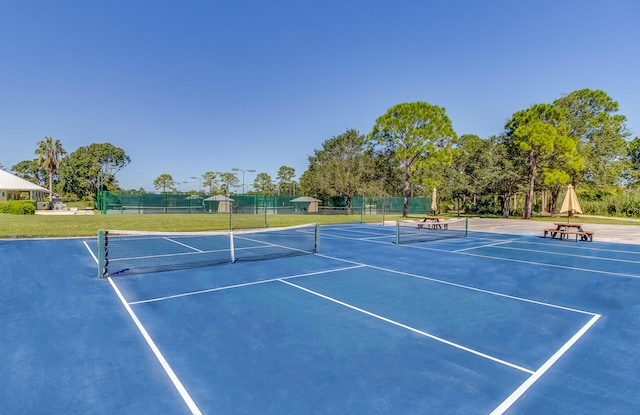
505, 104, 579, 219
153, 174, 175, 193
58, 143, 130, 199
625, 137, 640, 187
554, 89, 630, 191
219, 172, 240, 195
201, 171, 220, 194
276, 165, 296, 196
11, 160, 46, 186
253, 173, 276, 195
300, 129, 378, 213
370, 102, 457, 217
35, 136, 67, 195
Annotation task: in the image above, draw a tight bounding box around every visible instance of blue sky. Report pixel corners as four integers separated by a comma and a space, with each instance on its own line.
1, 0, 638, 191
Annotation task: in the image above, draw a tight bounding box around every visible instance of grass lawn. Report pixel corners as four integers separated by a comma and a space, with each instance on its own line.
1, 211, 637, 239
0, 213, 405, 238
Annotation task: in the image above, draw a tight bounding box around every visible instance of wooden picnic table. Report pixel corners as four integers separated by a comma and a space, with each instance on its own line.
418, 216, 447, 230
543, 222, 594, 242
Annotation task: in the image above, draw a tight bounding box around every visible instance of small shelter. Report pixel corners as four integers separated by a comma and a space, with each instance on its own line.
290, 196, 321, 213
0, 170, 51, 203
203, 195, 234, 213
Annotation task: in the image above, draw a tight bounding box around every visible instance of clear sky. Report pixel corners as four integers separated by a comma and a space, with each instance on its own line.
1, 0, 638, 192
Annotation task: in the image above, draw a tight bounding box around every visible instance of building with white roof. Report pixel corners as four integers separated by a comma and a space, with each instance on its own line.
0, 169, 51, 203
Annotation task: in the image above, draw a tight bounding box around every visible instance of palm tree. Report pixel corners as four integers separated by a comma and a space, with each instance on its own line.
35, 137, 67, 195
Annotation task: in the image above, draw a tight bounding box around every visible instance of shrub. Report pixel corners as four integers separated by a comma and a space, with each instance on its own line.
0, 200, 36, 215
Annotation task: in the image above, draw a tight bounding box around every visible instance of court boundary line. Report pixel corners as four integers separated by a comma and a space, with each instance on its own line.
83, 241, 203, 415
128, 265, 366, 305
457, 250, 640, 279
315, 254, 597, 316
458, 244, 640, 265
490, 313, 601, 415
312, 251, 602, 413
279, 279, 535, 374
487, 238, 640, 255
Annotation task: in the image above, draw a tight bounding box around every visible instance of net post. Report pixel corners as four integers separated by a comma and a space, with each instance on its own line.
395, 220, 400, 244
97, 229, 107, 278
314, 222, 320, 253
229, 232, 236, 263
465, 218, 468, 236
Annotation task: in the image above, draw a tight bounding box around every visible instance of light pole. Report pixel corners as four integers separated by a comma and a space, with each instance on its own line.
190, 176, 201, 192
231, 168, 255, 194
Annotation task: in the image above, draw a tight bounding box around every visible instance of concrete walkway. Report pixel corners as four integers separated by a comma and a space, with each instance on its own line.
469, 217, 640, 245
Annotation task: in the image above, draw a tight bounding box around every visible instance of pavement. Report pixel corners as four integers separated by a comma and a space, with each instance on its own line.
469, 217, 640, 245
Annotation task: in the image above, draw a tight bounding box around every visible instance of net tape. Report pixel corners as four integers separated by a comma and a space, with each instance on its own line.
98, 223, 318, 277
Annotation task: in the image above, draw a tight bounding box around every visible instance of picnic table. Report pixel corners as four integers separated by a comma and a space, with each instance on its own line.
543, 222, 594, 242
417, 216, 447, 230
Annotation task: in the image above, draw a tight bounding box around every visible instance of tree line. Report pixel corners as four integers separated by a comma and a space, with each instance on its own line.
6, 88, 639, 218
300, 89, 639, 217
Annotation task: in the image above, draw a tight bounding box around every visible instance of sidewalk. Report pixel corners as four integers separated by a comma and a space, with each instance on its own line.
468, 217, 640, 245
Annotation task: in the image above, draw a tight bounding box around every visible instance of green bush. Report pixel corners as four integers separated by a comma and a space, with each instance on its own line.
0, 200, 36, 215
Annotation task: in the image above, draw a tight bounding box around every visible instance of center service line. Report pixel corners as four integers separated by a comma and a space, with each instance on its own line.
280, 279, 534, 375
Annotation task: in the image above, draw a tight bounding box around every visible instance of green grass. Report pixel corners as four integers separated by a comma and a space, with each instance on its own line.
0, 213, 404, 238
2, 212, 637, 239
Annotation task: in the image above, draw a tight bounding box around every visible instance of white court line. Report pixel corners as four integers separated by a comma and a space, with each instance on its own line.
315, 253, 598, 316
497, 239, 640, 255
392, 240, 640, 279
164, 237, 204, 252
490, 313, 601, 415
454, 240, 515, 252
478, 245, 640, 265
82, 241, 202, 415
280, 279, 535, 374
128, 265, 366, 305
460, 251, 640, 279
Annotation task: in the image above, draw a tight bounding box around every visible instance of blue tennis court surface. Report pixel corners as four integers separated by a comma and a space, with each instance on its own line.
2, 222, 640, 414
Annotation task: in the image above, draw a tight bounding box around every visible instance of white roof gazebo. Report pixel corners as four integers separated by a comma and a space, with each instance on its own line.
0, 170, 51, 203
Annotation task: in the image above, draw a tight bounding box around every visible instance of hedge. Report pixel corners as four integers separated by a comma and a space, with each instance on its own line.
0, 200, 36, 215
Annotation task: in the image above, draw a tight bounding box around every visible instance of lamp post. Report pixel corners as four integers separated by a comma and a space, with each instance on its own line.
190, 176, 201, 192
97, 160, 117, 212
231, 168, 255, 194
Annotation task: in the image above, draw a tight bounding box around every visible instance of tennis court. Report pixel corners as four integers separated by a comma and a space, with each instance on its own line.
2, 219, 640, 414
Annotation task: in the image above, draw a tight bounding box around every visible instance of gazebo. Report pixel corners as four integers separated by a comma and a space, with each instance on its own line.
203, 195, 234, 213
0, 170, 51, 204
290, 196, 321, 213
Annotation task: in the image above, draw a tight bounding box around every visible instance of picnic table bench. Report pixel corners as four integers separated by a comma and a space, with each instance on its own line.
543, 223, 594, 242
417, 216, 447, 230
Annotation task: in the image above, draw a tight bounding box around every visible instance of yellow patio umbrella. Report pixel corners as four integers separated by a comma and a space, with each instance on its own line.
431, 187, 437, 214
559, 184, 582, 222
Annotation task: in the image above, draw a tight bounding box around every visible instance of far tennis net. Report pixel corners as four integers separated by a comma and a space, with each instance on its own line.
395, 218, 468, 244
97, 223, 319, 278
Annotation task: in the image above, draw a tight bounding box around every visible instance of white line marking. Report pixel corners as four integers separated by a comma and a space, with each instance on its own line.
84, 241, 202, 415
83, 240, 98, 262
280, 279, 535, 374
129, 265, 366, 305
315, 254, 597, 316
107, 277, 203, 415
479, 245, 640, 265
460, 251, 640, 279
454, 240, 515, 252
490, 313, 601, 415
165, 237, 204, 252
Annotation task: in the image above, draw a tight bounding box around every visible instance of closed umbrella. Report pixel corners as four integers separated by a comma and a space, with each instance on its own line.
431, 187, 437, 214
559, 184, 582, 222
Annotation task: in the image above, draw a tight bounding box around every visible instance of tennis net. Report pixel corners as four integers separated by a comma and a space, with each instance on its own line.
395, 218, 468, 244
97, 223, 319, 277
